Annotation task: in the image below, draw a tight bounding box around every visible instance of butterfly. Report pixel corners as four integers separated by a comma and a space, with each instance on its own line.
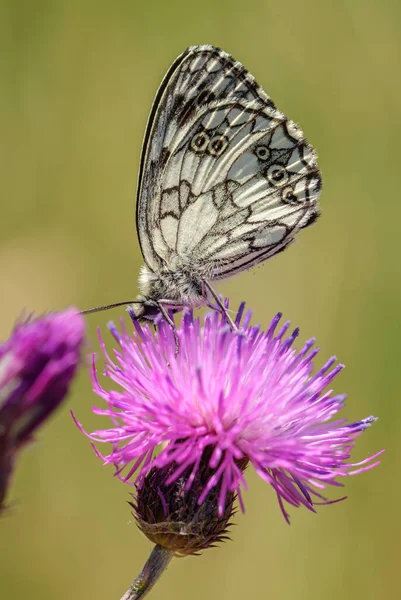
83, 45, 321, 339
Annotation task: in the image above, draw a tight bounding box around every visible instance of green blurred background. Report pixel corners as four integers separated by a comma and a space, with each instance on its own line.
0, 1, 399, 598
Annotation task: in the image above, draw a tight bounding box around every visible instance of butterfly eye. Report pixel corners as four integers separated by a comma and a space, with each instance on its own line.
255, 145, 270, 161
267, 164, 289, 186
208, 135, 229, 156
190, 132, 210, 152
281, 186, 300, 205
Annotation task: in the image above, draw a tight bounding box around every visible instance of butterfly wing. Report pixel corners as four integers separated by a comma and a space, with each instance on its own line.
136, 45, 321, 278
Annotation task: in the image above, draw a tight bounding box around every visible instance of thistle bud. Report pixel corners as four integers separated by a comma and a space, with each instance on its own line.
0, 309, 85, 511
131, 451, 241, 557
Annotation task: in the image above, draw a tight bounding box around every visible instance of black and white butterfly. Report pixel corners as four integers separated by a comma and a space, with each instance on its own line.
84, 45, 321, 332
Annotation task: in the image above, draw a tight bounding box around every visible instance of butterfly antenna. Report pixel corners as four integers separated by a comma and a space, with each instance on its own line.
80, 301, 136, 315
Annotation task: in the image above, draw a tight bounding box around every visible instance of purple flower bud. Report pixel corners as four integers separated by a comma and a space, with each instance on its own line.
0, 309, 85, 511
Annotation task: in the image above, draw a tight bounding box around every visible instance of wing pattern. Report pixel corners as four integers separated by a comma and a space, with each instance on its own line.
136, 45, 321, 279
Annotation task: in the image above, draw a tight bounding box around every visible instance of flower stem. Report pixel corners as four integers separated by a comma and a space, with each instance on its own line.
119, 545, 173, 600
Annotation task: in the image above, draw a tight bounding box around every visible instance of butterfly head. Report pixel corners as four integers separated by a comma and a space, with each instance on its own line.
129, 298, 182, 324
129, 300, 156, 322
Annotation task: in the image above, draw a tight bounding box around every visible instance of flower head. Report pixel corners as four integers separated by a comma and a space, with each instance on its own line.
78, 303, 381, 536
0, 308, 85, 510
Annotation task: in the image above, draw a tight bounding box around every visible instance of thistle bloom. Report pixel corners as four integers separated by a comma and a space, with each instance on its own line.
0, 308, 85, 511
78, 304, 382, 599
80, 304, 381, 524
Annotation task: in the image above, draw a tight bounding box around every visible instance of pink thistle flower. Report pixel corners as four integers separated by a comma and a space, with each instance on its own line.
77, 303, 382, 528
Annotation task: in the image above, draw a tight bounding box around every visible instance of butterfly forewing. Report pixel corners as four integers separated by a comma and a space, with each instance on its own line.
136, 45, 321, 283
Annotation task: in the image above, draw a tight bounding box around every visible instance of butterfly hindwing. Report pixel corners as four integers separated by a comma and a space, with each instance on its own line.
136, 45, 321, 279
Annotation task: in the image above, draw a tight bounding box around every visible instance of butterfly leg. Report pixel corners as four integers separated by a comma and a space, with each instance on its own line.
202, 280, 238, 331
156, 301, 180, 355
